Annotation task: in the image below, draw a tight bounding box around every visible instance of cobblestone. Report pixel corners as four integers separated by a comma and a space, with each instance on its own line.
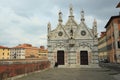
16, 68, 117, 80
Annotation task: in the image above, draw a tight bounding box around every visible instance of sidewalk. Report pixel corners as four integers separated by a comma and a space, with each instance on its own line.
99, 62, 120, 72
99, 62, 120, 80
113, 74, 120, 80
16, 68, 116, 80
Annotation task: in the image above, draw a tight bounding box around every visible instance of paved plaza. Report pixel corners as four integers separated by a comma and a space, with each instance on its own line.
16, 68, 120, 80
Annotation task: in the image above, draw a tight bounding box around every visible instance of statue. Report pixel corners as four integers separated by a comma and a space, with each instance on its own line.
69, 4, 73, 16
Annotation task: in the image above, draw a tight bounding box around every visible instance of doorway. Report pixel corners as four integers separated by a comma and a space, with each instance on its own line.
80, 51, 88, 65
57, 50, 64, 65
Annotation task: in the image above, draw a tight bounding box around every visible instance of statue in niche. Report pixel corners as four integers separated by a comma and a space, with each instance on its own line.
70, 29, 73, 36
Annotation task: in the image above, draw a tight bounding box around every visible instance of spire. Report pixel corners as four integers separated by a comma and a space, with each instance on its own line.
81, 10, 85, 22
93, 19, 97, 38
69, 4, 74, 17
58, 10, 63, 24
47, 22, 51, 28
93, 19, 97, 26
47, 22, 51, 33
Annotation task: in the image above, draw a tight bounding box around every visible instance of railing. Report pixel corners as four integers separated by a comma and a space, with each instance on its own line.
0, 59, 50, 80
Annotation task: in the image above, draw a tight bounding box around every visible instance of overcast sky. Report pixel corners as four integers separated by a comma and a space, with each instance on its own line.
0, 0, 119, 48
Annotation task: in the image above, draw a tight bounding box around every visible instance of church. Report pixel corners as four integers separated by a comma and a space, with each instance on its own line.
47, 5, 98, 68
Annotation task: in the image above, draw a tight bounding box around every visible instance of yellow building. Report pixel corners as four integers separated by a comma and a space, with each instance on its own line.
98, 32, 108, 62
0, 46, 10, 59
38, 46, 48, 60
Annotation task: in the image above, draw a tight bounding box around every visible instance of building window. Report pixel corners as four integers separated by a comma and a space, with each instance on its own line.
118, 41, 120, 48
111, 22, 114, 26
112, 32, 114, 37
119, 31, 120, 36
3, 53, 4, 55
107, 44, 112, 50
118, 19, 120, 24
8, 53, 9, 55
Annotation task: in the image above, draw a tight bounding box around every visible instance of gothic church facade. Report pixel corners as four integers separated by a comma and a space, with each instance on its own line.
47, 6, 98, 68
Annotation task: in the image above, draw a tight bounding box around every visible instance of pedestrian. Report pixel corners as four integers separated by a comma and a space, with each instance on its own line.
54, 62, 58, 68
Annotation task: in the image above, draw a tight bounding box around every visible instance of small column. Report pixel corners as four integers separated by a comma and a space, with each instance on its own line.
69, 4, 74, 18
58, 10, 63, 25
47, 22, 51, 34
92, 19, 98, 38
81, 10, 85, 22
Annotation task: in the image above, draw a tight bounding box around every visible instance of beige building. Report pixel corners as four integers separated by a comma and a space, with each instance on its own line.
10, 47, 25, 59
38, 46, 48, 60
98, 32, 108, 61
0, 46, 10, 59
10, 44, 39, 59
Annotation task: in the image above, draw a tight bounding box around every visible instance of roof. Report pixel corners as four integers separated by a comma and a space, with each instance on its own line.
12, 45, 39, 50
116, 2, 120, 8
98, 31, 106, 40
0, 46, 9, 49
12, 46, 26, 49
105, 15, 120, 28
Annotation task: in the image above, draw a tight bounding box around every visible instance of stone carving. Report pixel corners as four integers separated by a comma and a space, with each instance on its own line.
47, 6, 98, 68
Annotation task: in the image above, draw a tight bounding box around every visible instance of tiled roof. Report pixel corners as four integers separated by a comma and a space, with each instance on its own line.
12, 46, 26, 49
105, 15, 120, 28
0, 46, 9, 49
12, 46, 39, 50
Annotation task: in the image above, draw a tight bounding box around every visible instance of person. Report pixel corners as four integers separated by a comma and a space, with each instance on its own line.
54, 62, 58, 68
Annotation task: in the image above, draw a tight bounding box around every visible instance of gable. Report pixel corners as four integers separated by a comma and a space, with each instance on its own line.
75, 22, 94, 39
63, 18, 79, 38
49, 24, 69, 40
65, 17, 78, 27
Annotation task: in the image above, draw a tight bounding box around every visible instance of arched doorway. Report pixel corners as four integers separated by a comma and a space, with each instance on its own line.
57, 50, 64, 65
80, 51, 88, 65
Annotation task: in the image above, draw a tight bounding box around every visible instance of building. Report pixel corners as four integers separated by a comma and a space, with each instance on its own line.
98, 32, 108, 61
10, 44, 39, 59
116, 2, 120, 8
38, 46, 48, 60
0, 46, 10, 59
47, 6, 98, 68
105, 15, 120, 63
10, 47, 25, 59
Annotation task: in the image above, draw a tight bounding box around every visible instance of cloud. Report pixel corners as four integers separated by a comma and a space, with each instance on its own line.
0, 0, 119, 47
0, 5, 46, 47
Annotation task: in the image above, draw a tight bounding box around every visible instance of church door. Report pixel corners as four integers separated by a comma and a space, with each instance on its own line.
80, 51, 88, 65
57, 50, 64, 65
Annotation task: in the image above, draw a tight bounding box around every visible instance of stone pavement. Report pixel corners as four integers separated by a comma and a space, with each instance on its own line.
16, 68, 119, 80
114, 74, 120, 80
99, 63, 120, 72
